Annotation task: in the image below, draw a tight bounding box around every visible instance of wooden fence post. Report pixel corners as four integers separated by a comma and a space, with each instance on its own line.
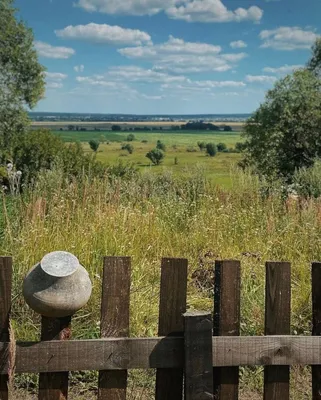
312, 262, 321, 399
98, 256, 131, 400
38, 316, 71, 400
264, 262, 291, 400
184, 311, 213, 400
213, 260, 241, 400
155, 258, 187, 400
0, 257, 12, 400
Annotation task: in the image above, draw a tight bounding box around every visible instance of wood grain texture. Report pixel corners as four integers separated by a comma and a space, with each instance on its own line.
184, 311, 214, 400
0, 257, 12, 400
213, 260, 241, 400
264, 262, 291, 400
38, 316, 71, 400
98, 257, 131, 400
0, 335, 321, 373
312, 262, 321, 399
156, 258, 187, 400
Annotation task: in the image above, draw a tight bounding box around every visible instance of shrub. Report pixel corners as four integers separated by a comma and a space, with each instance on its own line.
89, 139, 100, 152
206, 143, 217, 157
127, 133, 135, 142
156, 140, 166, 152
197, 141, 206, 151
111, 125, 121, 131
217, 143, 227, 152
293, 161, 321, 198
223, 125, 232, 132
146, 148, 165, 165
186, 146, 197, 152
235, 142, 246, 153
141, 140, 148, 143
121, 143, 134, 154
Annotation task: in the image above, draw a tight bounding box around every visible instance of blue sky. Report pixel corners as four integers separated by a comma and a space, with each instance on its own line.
16, 0, 320, 114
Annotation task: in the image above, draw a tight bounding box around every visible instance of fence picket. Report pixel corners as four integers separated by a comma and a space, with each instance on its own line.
184, 311, 213, 400
98, 256, 131, 400
0, 257, 12, 400
312, 262, 321, 399
155, 258, 187, 400
264, 262, 291, 400
213, 260, 241, 400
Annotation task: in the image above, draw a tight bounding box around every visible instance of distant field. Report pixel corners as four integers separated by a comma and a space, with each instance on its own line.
52, 129, 243, 186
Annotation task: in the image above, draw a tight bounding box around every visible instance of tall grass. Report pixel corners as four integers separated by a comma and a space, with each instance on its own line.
1, 165, 320, 397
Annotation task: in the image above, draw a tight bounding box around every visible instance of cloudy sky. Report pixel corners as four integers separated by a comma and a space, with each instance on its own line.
16, 0, 320, 114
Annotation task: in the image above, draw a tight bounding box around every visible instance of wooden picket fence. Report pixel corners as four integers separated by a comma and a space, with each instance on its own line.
0, 256, 321, 399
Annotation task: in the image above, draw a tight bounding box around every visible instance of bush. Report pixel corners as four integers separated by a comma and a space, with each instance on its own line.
121, 143, 134, 154
141, 140, 148, 143
127, 133, 135, 142
89, 139, 100, 152
206, 143, 217, 157
156, 140, 166, 152
217, 143, 227, 152
146, 148, 165, 165
186, 146, 197, 152
111, 125, 121, 131
223, 125, 232, 132
293, 161, 321, 198
197, 141, 206, 151
235, 142, 246, 153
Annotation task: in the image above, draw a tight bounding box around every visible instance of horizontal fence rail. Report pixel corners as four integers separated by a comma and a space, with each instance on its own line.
1, 256, 321, 400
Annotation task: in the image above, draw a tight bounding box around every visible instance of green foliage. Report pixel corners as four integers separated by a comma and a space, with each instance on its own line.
217, 143, 227, 152
223, 125, 233, 132
126, 133, 135, 142
206, 143, 217, 157
121, 143, 134, 154
88, 139, 100, 152
197, 141, 206, 151
235, 142, 246, 153
156, 140, 166, 152
146, 148, 165, 165
0, 0, 45, 158
307, 38, 321, 77
111, 125, 121, 131
242, 69, 321, 181
293, 161, 321, 198
186, 146, 197, 152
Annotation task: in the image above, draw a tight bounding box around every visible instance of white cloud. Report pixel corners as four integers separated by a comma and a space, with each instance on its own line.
55, 23, 151, 46
107, 66, 186, 83
76, 76, 120, 87
259, 27, 319, 50
141, 94, 164, 100
118, 36, 246, 73
166, 0, 263, 23
74, 65, 85, 73
34, 41, 75, 59
45, 72, 68, 81
262, 64, 303, 74
230, 40, 247, 49
245, 75, 277, 83
161, 79, 246, 96
74, 0, 179, 16
47, 82, 63, 89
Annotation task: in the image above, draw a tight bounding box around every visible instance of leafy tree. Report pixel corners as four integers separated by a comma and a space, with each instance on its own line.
111, 125, 121, 132
0, 0, 45, 160
242, 69, 321, 180
307, 38, 321, 77
206, 143, 217, 157
89, 139, 100, 152
235, 142, 246, 153
223, 125, 233, 132
217, 143, 227, 152
126, 133, 135, 141
146, 148, 165, 165
156, 140, 166, 151
121, 143, 134, 154
197, 141, 206, 151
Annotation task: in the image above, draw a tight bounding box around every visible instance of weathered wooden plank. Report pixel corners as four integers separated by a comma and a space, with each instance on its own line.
184, 311, 214, 400
38, 316, 71, 400
264, 262, 291, 400
156, 258, 187, 400
312, 262, 321, 400
98, 257, 131, 400
213, 260, 241, 400
1, 336, 321, 373
0, 257, 12, 400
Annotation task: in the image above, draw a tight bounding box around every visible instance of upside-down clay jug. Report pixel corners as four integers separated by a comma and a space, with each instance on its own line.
23, 251, 92, 318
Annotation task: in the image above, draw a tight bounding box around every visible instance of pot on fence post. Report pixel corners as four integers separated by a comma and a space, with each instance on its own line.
23, 251, 92, 318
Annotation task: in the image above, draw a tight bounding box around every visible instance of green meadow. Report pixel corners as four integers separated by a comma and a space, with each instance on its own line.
53, 129, 242, 186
